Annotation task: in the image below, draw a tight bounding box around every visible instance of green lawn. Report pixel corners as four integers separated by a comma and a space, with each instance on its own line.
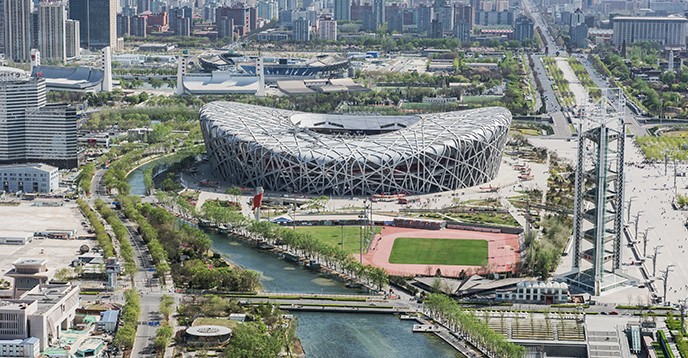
294, 226, 381, 254
388, 238, 488, 266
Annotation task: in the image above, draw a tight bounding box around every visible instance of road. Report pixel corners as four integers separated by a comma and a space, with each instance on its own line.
571, 53, 648, 137
531, 54, 571, 138
89, 164, 175, 357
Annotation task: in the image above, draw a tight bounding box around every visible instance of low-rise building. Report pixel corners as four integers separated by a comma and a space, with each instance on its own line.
5, 259, 49, 298
96, 310, 119, 332
0, 337, 40, 357
0, 163, 59, 194
495, 281, 569, 304
0, 283, 80, 350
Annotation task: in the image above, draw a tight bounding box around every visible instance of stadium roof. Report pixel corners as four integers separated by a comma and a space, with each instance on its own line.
182, 72, 258, 94
30, 65, 103, 90
200, 101, 510, 164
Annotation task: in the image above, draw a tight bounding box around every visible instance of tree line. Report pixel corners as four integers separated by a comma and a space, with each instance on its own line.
424, 293, 526, 358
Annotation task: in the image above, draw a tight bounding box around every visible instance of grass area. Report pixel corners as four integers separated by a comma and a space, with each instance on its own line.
388, 238, 488, 266
446, 212, 520, 227
636, 135, 688, 161
662, 130, 688, 137
294, 226, 381, 254
461, 95, 503, 104
192, 317, 239, 329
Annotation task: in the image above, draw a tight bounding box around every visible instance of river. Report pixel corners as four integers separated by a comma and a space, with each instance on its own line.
127, 163, 458, 358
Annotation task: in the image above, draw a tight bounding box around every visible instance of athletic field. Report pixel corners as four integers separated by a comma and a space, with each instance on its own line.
362, 226, 520, 276
388, 238, 488, 266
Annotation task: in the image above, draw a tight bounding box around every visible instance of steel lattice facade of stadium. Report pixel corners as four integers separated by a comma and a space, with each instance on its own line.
200, 101, 511, 196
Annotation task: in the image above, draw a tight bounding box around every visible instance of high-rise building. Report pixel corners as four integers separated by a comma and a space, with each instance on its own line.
38, 2, 67, 64
65, 19, 80, 59
372, 0, 385, 29
334, 0, 351, 21
317, 14, 337, 40
217, 16, 234, 39
417, 4, 433, 36
612, 16, 688, 47
69, 0, 117, 50
116, 14, 131, 37
292, 16, 310, 41
0, 67, 77, 169
570, 23, 588, 48
137, 0, 150, 12
437, 5, 454, 33
170, 6, 193, 36
514, 15, 534, 43
3, 0, 32, 62
257, 0, 278, 21
216, 6, 251, 37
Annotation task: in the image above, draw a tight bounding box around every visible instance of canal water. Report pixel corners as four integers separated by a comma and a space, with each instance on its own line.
127, 164, 457, 357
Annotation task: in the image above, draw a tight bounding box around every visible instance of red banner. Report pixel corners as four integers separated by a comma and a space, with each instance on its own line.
252, 192, 264, 209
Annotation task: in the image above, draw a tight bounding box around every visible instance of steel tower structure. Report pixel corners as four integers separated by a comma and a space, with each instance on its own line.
567, 88, 629, 296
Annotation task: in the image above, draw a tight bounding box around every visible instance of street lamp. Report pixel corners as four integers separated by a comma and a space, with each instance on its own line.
661, 265, 676, 304
679, 298, 688, 335
359, 225, 364, 264
627, 196, 637, 223
652, 245, 663, 278
643, 227, 654, 258
634, 211, 644, 240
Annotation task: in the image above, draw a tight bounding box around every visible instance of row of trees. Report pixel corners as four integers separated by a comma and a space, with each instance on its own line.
83, 106, 199, 131
424, 294, 526, 358
154, 295, 176, 353
77, 163, 96, 195
567, 58, 601, 100
119, 196, 171, 280
178, 259, 261, 292
113, 290, 140, 351
94, 199, 137, 276
124, 197, 261, 292
249, 221, 388, 290
77, 199, 115, 257
196, 197, 389, 290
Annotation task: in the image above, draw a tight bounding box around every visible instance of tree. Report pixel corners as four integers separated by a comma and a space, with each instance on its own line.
223, 322, 284, 358
225, 186, 242, 204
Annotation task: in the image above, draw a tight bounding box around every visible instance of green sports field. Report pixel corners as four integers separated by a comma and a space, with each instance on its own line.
294, 226, 381, 254
388, 238, 488, 266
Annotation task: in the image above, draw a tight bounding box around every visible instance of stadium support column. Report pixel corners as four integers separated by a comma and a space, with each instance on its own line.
256, 57, 265, 97
101, 47, 112, 92
176, 50, 188, 96
571, 122, 584, 271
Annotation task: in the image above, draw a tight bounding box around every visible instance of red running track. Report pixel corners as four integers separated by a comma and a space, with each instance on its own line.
362, 226, 521, 277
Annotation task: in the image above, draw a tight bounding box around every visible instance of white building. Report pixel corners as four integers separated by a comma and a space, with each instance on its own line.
0, 284, 80, 350
613, 15, 688, 47
0, 337, 39, 357
495, 281, 569, 304
0, 164, 58, 193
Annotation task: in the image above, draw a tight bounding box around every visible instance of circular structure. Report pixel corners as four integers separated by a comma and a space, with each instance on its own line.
200, 101, 511, 196
185, 325, 232, 345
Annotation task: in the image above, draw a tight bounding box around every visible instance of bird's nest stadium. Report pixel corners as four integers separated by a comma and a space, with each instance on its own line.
200, 102, 512, 196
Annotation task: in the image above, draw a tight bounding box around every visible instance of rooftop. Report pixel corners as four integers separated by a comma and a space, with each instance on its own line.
186, 325, 232, 337
613, 15, 688, 21
0, 163, 57, 171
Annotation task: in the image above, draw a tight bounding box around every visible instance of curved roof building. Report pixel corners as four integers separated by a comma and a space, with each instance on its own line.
30, 65, 103, 92
200, 102, 511, 196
